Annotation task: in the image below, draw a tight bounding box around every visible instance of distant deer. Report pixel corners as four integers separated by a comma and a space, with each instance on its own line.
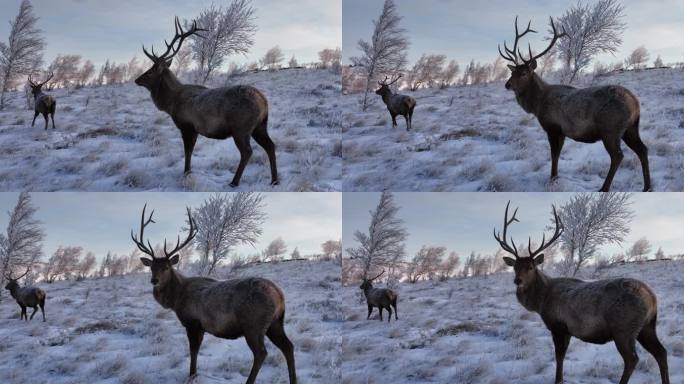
376, 75, 416, 131
3, 268, 46, 322
359, 270, 398, 322
28, 72, 56, 130
136, 18, 278, 188
499, 17, 650, 192
132, 205, 296, 383
494, 202, 669, 384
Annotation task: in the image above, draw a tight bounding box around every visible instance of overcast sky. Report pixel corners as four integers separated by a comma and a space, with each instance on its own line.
0, 0, 341, 68
343, 192, 684, 259
343, 0, 684, 67
0, 192, 341, 261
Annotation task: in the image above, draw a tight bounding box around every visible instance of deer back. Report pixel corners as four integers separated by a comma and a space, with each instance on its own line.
13, 286, 45, 307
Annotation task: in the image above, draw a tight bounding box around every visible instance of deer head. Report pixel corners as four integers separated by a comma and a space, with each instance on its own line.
132, 204, 197, 287
27, 72, 53, 96
4, 267, 29, 291
498, 16, 566, 93
136, 17, 205, 89
360, 269, 385, 290
494, 201, 563, 289
375, 75, 402, 97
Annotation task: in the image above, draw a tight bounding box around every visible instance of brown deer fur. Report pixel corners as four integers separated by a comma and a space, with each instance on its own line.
376, 75, 416, 131
500, 17, 650, 192
494, 202, 669, 384
132, 205, 296, 384
28, 73, 56, 130
136, 18, 278, 188
359, 270, 398, 322
4, 269, 46, 322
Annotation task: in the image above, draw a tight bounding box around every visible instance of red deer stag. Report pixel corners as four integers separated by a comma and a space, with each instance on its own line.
376, 75, 416, 131
494, 201, 669, 384
136, 18, 278, 188
499, 17, 650, 192
359, 270, 398, 322
131, 205, 296, 383
28, 72, 56, 130
4, 268, 46, 322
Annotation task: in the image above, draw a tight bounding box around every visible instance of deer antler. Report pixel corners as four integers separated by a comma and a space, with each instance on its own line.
28, 72, 53, 88
520, 17, 567, 66
378, 74, 402, 86
163, 207, 197, 258
493, 201, 521, 258
527, 205, 563, 258
143, 17, 206, 63
131, 204, 157, 258
5, 267, 30, 281
499, 16, 566, 66
368, 269, 385, 281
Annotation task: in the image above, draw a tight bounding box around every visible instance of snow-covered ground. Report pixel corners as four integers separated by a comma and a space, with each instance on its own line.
0, 69, 342, 191
341, 260, 684, 384
0, 260, 341, 384
342, 69, 684, 191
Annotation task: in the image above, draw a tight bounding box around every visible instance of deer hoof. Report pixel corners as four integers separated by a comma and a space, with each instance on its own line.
271, 180, 280, 186
229, 182, 239, 188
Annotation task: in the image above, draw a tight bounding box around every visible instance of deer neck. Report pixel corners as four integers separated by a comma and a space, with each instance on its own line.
7, 285, 19, 300
516, 269, 550, 312
362, 286, 373, 299
381, 91, 393, 106
153, 269, 185, 310
150, 71, 184, 115
516, 74, 548, 115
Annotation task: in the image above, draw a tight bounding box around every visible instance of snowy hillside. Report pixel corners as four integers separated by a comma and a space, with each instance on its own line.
342, 69, 684, 192
0, 260, 341, 384
0, 69, 342, 191
341, 260, 684, 383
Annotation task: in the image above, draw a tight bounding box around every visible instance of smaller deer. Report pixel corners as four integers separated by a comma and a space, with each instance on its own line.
132, 205, 296, 384
28, 73, 56, 130
494, 202, 669, 384
4, 268, 46, 322
359, 270, 398, 322
376, 75, 416, 131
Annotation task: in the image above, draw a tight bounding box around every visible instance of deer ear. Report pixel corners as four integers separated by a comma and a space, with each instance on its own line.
163, 58, 173, 68
169, 254, 180, 265
507, 65, 516, 72
528, 59, 537, 70
503, 257, 516, 267
534, 254, 545, 266
140, 257, 153, 267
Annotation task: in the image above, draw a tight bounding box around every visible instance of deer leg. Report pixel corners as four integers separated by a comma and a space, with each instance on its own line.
386, 306, 392, 323
50, 112, 56, 129
181, 129, 198, 176
266, 316, 297, 384
404, 115, 410, 131
43, 113, 49, 130
39, 300, 45, 322
392, 300, 398, 320
391, 114, 397, 128
32, 111, 39, 127
185, 327, 204, 376
409, 106, 415, 130
637, 320, 670, 384
600, 136, 624, 192
20, 305, 26, 321
30, 306, 38, 320
622, 128, 651, 192
547, 132, 565, 181
378, 307, 383, 321
229, 135, 253, 188
552, 331, 570, 384
367, 304, 373, 319
244, 332, 267, 384
614, 336, 638, 384
251, 126, 279, 186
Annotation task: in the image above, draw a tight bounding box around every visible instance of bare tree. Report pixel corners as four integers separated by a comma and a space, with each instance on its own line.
47, 54, 82, 88
626, 237, 651, 262
288, 55, 298, 69
407, 54, 446, 91
260, 45, 284, 70
654, 246, 665, 260
625, 46, 649, 70
556, 0, 626, 83
318, 47, 342, 69
537, 48, 558, 78
44, 246, 82, 282
190, 0, 257, 84
290, 247, 301, 260
439, 59, 460, 88
439, 251, 460, 281
653, 55, 664, 68
347, 192, 408, 280
321, 239, 342, 263
557, 193, 633, 276
0, 192, 44, 298
192, 192, 266, 275
171, 45, 193, 78
76, 251, 97, 280
125, 56, 144, 82
98, 251, 112, 278
263, 237, 287, 261
407, 245, 445, 283
0, 0, 45, 109
76, 60, 95, 87
351, 0, 409, 111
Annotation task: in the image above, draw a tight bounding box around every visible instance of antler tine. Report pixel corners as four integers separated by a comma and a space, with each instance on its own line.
163, 207, 197, 258
524, 16, 567, 65
500, 16, 537, 65
42, 72, 54, 85
369, 269, 385, 281
388, 74, 403, 86
493, 201, 521, 258
143, 17, 205, 63
378, 75, 390, 86
528, 205, 564, 257
15, 267, 30, 281
131, 204, 156, 257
